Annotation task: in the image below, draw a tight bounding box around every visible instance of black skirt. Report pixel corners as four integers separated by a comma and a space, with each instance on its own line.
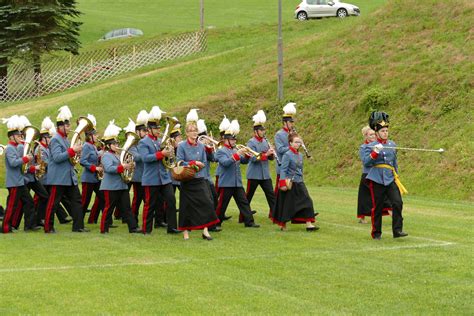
357, 173, 392, 218
178, 177, 220, 231
271, 182, 315, 227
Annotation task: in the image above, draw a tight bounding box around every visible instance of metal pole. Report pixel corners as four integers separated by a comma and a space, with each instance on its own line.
277, 0, 283, 101
200, 0, 204, 30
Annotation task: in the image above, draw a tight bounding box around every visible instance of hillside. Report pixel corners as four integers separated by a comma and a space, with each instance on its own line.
0, 0, 472, 200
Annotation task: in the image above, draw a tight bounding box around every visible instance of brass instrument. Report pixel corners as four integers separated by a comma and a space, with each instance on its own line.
292, 127, 311, 158
235, 144, 261, 159
69, 116, 94, 166
34, 141, 47, 180
0, 144, 5, 155
197, 135, 222, 152
117, 131, 140, 183
22, 126, 40, 173
160, 116, 180, 169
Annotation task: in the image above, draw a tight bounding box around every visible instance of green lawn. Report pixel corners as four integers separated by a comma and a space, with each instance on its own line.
0, 186, 472, 314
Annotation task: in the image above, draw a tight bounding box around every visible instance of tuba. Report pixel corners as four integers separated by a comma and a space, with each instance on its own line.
0, 144, 5, 155
160, 116, 180, 169
34, 141, 47, 180
22, 126, 40, 173
118, 131, 139, 183
69, 116, 94, 166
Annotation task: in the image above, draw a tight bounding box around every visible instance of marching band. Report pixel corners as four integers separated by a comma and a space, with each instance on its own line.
1, 103, 409, 240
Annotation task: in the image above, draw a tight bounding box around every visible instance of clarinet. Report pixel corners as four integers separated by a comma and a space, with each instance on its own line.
264, 136, 281, 165
292, 127, 311, 158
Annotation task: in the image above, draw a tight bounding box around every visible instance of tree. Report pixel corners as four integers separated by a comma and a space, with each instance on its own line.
0, 3, 15, 99
4, 0, 82, 95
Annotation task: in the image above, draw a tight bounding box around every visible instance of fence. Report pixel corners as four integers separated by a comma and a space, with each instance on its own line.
0, 31, 207, 103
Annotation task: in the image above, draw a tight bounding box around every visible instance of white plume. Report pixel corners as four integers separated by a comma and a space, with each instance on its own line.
229, 119, 240, 135
252, 110, 267, 125
49, 127, 57, 136
87, 114, 97, 128
57, 105, 73, 122
3, 115, 22, 131
18, 115, 31, 130
136, 110, 149, 125
186, 109, 199, 123
103, 120, 122, 139
124, 118, 136, 133
197, 119, 207, 134
41, 117, 54, 131
149, 105, 165, 121
283, 102, 296, 115
219, 115, 231, 132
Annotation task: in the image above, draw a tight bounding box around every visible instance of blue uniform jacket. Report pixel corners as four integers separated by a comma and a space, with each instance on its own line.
99, 151, 127, 191
48, 131, 78, 186
80, 141, 100, 184
129, 145, 143, 183
205, 148, 216, 183
138, 135, 171, 186
176, 140, 208, 179
4, 142, 26, 188
362, 140, 398, 186
35, 142, 50, 186
214, 145, 249, 188
359, 142, 371, 174
275, 128, 290, 175
246, 137, 272, 180
280, 148, 304, 183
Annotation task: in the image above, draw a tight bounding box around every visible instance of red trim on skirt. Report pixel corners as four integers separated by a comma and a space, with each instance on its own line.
178, 218, 220, 231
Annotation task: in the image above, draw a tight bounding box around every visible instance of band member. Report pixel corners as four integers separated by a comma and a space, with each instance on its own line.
244, 110, 276, 222
138, 106, 179, 234
363, 111, 408, 240
272, 133, 318, 231
357, 126, 391, 224
177, 110, 219, 240
2, 115, 37, 233
44, 106, 88, 233
170, 120, 183, 192
274, 103, 296, 192
128, 111, 147, 222
35, 119, 72, 225
80, 114, 104, 224
214, 120, 260, 229
197, 119, 218, 209
99, 121, 141, 234
215, 115, 230, 191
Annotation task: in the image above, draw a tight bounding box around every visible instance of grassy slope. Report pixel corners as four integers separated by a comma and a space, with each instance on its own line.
0, 187, 472, 314
0, 0, 472, 201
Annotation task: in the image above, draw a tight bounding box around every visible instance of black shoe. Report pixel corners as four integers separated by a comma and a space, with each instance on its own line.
245, 223, 260, 228
251, 210, 257, 215
314, 212, 320, 217
109, 225, 118, 228
130, 228, 142, 234
373, 235, 382, 240
306, 226, 320, 232
155, 221, 168, 228
60, 217, 72, 224
167, 228, 182, 234
393, 231, 408, 238
25, 226, 42, 232
202, 233, 213, 241
209, 226, 222, 232
72, 228, 90, 233
45, 228, 56, 234
223, 216, 232, 221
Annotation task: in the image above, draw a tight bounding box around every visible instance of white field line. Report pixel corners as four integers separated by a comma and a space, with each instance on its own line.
0, 241, 455, 274
324, 222, 456, 246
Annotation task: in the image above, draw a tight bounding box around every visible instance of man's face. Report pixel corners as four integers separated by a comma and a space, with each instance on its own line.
64, 123, 71, 134
151, 127, 160, 137
377, 127, 389, 140
256, 129, 265, 138
285, 121, 294, 130
12, 134, 23, 144
229, 139, 237, 147
138, 129, 147, 138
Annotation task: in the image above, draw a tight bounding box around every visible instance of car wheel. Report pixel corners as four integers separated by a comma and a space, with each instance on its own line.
297, 11, 308, 21
337, 8, 348, 18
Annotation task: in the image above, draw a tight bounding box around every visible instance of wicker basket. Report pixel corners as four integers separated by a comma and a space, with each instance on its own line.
171, 161, 196, 182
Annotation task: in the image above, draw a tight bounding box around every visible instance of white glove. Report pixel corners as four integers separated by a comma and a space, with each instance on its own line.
373, 144, 384, 153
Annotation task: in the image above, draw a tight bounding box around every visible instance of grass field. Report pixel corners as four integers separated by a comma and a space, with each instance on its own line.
0, 186, 472, 314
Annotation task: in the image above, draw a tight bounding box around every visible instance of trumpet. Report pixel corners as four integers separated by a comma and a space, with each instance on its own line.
197, 135, 222, 152
0, 144, 5, 155
235, 144, 261, 159
292, 127, 311, 158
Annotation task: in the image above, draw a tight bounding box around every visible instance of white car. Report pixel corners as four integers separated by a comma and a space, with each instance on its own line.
295, 0, 360, 20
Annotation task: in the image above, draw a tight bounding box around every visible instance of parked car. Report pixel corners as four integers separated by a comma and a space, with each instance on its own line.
100, 28, 144, 41
295, 0, 360, 20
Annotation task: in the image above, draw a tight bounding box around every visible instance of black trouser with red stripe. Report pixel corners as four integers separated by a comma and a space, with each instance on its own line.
42, 186, 70, 223
27, 180, 48, 226
369, 181, 403, 238
130, 182, 144, 222
215, 187, 255, 226
3, 186, 35, 233
239, 179, 275, 223
45, 185, 85, 232
100, 190, 138, 233
142, 184, 177, 234
81, 182, 104, 224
